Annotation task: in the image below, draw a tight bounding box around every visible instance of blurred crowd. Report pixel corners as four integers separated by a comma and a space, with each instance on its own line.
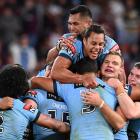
0, 0, 140, 77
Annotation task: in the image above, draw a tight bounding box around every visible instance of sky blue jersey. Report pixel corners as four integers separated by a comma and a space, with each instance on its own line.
54, 77, 117, 140
0, 99, 40, 140
24, 68, 69, 140
24, 89, 69, 140
59, 33, 120, 65
127, 85, 140, 139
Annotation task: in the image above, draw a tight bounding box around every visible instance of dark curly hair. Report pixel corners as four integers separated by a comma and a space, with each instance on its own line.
0, 64, 29, 98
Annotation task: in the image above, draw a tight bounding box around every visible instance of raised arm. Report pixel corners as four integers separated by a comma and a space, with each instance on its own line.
50, 56, 83, 84
50, 56, 98, 88
107, 78, 140, 119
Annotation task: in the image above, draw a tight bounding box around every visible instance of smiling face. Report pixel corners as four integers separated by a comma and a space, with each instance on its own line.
128, 67, 140, 87
68, 13, 92, 34
83, 32, 105, 60
101, 54, 122, 81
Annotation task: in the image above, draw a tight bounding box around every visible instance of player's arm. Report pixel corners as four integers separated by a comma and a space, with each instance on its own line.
115, 84, 140, 119
36, 114, 70, 133
130, 86, 140, 101
23, 96, 70, 133
46, 34, 76, 64
50, 56, 83, 84
107, 78, 140, 119
50, 56, 98, 88
46, 47, 59, 64
81, 91, 126, 131
0, 97, 14, 109
29, 77, 54, 93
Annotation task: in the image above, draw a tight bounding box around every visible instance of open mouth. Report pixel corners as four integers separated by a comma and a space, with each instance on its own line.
105, 69, 113, 73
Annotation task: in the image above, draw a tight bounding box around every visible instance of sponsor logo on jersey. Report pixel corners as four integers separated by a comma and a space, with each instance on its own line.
47, 92, 64, 102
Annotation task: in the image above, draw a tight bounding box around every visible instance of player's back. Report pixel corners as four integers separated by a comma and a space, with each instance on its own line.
0, 99, 38, 140
27, 68, 69, 140
55, 78, 117, 140
25, 89, 69, 140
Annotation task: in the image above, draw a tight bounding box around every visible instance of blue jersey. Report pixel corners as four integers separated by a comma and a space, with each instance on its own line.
114, 84, 132, 140
24, 89, 69, 140
128, 119, 140, 139
59, 33, 119, 65
25, 68, 69, 140
54, 77, 117, 140
0, 99, 39, 140
127, 85, 140, 139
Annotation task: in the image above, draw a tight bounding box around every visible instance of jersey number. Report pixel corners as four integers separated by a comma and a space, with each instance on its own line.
82, 105, 96, 114
0, 112, 4, 133
48, 110, 69, 124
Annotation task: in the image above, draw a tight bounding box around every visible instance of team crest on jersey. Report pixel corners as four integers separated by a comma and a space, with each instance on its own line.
23, 104, 36, 113
26, 90, 37, 98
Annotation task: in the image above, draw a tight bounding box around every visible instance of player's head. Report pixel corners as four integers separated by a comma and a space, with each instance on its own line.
68, 5, 93, 34
72, 57, 98, 75
0, 64, 29, 98
83, 24, 105, 60
100, 52, 124, 80
128, 62, 140, 87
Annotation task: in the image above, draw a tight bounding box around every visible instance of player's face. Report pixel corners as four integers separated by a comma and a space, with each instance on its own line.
101, 54, 122, 79
68, 13, 92, 34
128, 67, 140, 87
83, 32, 105, 60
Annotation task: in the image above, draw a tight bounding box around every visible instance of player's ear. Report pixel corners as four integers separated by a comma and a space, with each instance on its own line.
96, 70, 101, 77
83, 37, 87, 47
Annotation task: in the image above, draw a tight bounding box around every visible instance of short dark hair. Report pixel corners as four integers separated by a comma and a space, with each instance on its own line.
71, 57, 98, 74
0, 64, 29, 98
83, 24, 105, 40
134, 62, 140, 69
69, 5, 92, 19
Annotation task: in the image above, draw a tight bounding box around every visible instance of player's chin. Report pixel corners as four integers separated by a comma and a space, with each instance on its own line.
89, 54, 98, 60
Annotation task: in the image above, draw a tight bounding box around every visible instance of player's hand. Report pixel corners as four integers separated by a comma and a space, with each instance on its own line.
118, 67, 126, 87
82, 74, 98, 88
107, 78, 123, 90
57, 34, 77, 54
81, 90, 102, 107
0, 97, 14, 109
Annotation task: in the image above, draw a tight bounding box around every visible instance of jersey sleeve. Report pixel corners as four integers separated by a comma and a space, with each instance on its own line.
58, 37, 83, 64
104, 35, 120, 53
97, 35, 121, 66
22, 103, 41, 122
14, 99, 41, 122
23, 90, 39, 105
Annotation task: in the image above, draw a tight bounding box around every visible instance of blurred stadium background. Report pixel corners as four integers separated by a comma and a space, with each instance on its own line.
0, 0, 139, 78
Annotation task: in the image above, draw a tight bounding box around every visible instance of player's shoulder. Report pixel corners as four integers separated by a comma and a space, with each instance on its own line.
104, 35, 120, 52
